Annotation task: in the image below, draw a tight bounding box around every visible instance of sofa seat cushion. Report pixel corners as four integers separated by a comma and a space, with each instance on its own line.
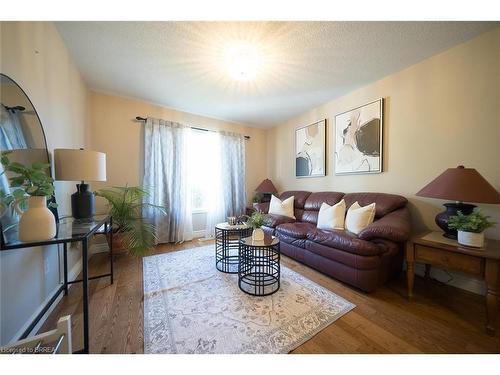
275, 222, 315, 239
307, 228, 383, 256
304, 241, 382, 270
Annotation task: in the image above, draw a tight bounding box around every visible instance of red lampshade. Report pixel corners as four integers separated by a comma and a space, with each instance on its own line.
255, 179, 278, 194
416, 166, 500, 204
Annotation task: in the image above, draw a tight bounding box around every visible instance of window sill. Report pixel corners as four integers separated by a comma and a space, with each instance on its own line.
192, 209, 208, 214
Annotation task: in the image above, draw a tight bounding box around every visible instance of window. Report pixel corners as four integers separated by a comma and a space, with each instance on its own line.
187, 129, 219, 212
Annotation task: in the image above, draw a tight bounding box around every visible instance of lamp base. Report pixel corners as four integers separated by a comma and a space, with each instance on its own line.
71, 183, 95, 219
435, 202, 476, 239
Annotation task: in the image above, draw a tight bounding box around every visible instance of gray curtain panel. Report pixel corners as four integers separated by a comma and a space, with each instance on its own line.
220, 131, 246, 216
142, 117, 193, 243
205, 131, 246, 237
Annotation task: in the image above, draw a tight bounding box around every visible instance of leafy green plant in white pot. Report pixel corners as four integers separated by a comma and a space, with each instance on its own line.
447, 210, 495, 248
246, 211, 268, 242
1, 152, 57, 242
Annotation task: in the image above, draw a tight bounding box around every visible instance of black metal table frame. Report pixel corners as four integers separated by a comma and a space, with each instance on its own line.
215, 224, 252, 274
0, 215, 113, 354
238, 239, 280, 296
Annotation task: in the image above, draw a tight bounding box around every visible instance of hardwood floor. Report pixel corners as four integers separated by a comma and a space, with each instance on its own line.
40, 240, 500, 353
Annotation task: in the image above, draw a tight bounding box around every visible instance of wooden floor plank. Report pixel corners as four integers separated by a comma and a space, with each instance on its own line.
39, 240, 500, 353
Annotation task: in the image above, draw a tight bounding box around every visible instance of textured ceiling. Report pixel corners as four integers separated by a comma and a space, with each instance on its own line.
56, 21, 498, 128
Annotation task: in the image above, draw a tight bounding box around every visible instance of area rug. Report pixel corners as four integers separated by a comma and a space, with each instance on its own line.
143, 245, 355, 354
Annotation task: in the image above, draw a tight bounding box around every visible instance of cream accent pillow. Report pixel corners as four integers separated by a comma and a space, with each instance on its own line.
268, 195, 295, 219
317, 200, 346, 230
345, 201, 376, 235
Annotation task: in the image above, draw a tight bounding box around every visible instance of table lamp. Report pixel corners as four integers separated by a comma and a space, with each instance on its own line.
54, 148, 106, 219
416, 165, 500, 238
255, 179, 278, 202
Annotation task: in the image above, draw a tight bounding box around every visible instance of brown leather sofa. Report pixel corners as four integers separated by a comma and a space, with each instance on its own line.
254, 191, 411, 292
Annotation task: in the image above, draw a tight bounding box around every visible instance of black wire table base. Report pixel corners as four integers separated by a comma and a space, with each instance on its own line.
215, 224, 252, 274
239, 239, 280, 296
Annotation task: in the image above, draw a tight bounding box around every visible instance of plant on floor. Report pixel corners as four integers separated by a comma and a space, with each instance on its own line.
0, 151, 57, 215
447, 210, 495, 233
94, 186, 166, 256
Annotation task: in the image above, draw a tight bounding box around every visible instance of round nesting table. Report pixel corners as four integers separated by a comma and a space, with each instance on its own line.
215, 222, 252, 274
239, 235, 280, 296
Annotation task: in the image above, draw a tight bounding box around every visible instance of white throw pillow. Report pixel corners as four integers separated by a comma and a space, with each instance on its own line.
268, 195, 295, 219
317, 200, 346, 230
345, 201, 376, 235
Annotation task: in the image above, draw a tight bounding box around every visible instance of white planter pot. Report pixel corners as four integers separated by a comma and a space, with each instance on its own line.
457, 230, 484, 248
252, 228, 264, 242
18, 196, 56, 242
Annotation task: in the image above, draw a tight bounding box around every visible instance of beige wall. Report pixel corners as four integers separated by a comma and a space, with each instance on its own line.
88, 91, 268, 214
1, 21, 89, 344
267, 27, 500, 240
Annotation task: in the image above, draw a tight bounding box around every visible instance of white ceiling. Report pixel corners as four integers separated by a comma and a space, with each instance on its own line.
56, 21, 498, 128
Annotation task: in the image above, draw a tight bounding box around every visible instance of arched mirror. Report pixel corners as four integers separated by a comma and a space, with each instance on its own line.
0, 73, 57, 240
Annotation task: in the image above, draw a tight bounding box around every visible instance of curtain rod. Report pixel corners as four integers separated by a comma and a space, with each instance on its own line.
135, 116, 250, 140
2, 104, 26, 112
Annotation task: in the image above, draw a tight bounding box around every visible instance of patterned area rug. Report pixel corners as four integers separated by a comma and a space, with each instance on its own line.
143, 245, 355, 354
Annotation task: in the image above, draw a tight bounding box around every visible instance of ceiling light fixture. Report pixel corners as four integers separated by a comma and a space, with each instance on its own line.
224, 43, 264, 81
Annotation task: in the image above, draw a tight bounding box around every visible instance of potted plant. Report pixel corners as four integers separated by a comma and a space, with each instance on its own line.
447, 209, 495, 248
246, 211, 268, 242
252, 192, 264, 204
0, 152, 57, 241
94, 186, 166, 256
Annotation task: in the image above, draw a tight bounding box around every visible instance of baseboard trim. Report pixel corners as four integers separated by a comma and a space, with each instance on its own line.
193, 230, 206, 239
8, 246, 96, 345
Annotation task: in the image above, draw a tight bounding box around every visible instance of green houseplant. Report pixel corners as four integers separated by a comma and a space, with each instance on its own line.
448, 210, 495, 248
252, 192, 264, 204
246, 211, 268, 242
94, 186, 166, 256
1, 152, 57, 241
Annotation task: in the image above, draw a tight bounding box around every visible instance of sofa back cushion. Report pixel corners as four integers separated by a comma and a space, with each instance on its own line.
302, 191, 345, 224
269, 195, 295, 218
343, 192, 407, 218
279, 191, 311, 221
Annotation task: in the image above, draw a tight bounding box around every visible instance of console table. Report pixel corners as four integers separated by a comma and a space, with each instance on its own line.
406, 231, 500, 336
1, 214, 113, 353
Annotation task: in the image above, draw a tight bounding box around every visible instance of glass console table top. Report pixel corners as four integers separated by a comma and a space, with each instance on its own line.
1, 214, 110, 250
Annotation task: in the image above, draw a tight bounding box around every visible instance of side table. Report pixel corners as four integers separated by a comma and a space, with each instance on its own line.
215, 222, 252, 274
406, 231, 500, 336
239, 235, 280, 296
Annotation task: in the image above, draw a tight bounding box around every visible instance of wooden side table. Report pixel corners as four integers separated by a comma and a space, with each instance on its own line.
406, 231, 500, 336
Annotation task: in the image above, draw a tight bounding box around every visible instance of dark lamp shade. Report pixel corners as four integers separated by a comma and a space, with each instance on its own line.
255, 179, 278, 194
416, 166, 500, 204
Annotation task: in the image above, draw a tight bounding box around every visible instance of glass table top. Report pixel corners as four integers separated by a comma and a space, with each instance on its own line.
240, 235, 279, 247
1, 214, 110, 250
215, 222, 250, 230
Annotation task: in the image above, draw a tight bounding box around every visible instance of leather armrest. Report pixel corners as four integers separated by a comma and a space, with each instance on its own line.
358, 207, 411, 243
253, 202, 270, 213
264, 214, 295, 228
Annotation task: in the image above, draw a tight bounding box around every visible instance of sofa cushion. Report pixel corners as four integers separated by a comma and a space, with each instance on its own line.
275, 222, 315, 239
307, 228, 383, 256
317, 200, 346, 230
279, 191, 311, 209
264, 214, 296, 228
305, 241, 382, 270
301, 191, 345, 224
269, 195, 295, 218
304, 192, 345, 210
343, 192, 407, 218
345, 201, 376, 234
